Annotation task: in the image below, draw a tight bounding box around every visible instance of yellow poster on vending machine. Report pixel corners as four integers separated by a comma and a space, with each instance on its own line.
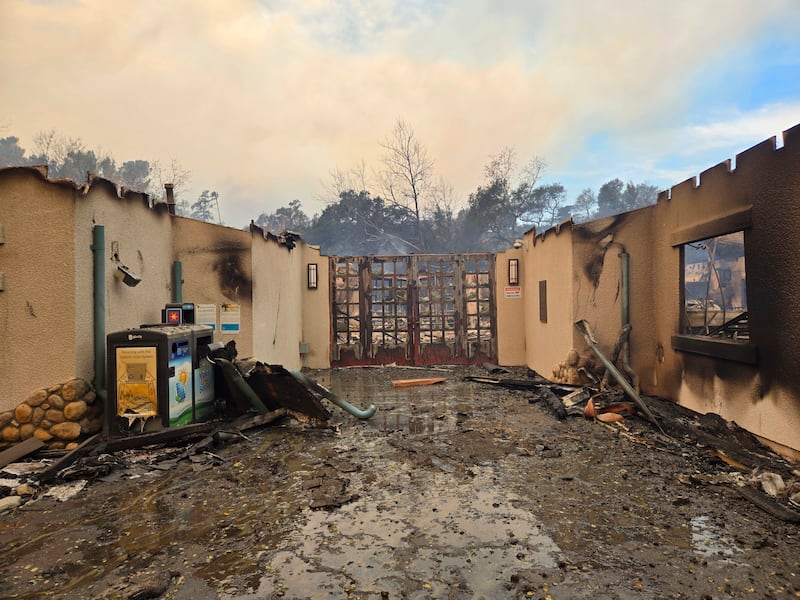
115, 346, 158, 417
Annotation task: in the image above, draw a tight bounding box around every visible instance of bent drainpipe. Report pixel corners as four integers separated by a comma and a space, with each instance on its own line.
291, 370, 377, 419
574, 319, 665, 435
173, 261, 183, 303
92, 226, 108, 435
619, 249, 630, 326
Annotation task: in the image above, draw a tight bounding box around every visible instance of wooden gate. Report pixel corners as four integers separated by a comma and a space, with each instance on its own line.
330, 254, 497, 366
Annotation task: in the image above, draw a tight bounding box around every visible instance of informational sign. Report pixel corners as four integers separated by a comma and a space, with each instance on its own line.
195, 303, 217, 331
220, 303, 241, 333
504, 286, 522, 298
115, 347, 157, 416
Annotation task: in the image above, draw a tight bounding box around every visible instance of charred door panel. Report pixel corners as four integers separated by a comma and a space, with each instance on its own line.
367, 257, 411, 365
331, 254, 496, 366
331, 257, 364, 362
463, 255, 497, 362
416, 256, 459, 364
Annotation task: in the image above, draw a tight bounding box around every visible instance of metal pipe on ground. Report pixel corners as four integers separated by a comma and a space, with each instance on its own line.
291, 371, 377, 420
575, 319, 665, 435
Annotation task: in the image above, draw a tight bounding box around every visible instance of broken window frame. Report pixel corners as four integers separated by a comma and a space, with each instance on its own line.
670, 208, 757, 364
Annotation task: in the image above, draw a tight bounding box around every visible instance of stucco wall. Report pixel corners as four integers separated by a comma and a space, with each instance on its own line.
0, 169, 78, 412
523, 225, 575, 378
655, 124, 800, 453
74, 179, 174, 381
250, 230, 304, 369
495, 247, 525, 366
571, 208, 657, 389
301, 246, 331, 369
173, 217, 254, 358
515, 123, 800, 454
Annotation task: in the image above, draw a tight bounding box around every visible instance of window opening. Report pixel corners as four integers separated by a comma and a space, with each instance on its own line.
682, 231, 748, 341
539, 280, 548, 323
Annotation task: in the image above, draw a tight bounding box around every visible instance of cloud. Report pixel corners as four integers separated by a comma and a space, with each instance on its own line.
1, 0, 799, 226
677, 103, 800, 156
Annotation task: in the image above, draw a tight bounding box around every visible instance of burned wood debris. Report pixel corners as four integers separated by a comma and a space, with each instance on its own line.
464, 364, 800, 523
210, 341, 375, 422
208, 341, 332, 423
0, 342, 378, 512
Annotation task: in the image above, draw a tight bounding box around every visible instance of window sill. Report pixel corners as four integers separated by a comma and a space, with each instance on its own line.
671, 335, 758, 365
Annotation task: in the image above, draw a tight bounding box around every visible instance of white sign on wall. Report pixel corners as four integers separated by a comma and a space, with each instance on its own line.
195, 303, 217, 331
220, 303, 240, 333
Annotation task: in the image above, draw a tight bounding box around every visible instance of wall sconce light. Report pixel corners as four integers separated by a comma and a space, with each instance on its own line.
115, 264, 142, 287
508, 258, 519, 285
307, 263, 318, 289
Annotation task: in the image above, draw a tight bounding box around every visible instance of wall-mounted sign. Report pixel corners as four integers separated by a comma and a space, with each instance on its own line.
220, 303, 240, 333
504, 286, 522, 298
195, 303, 217, 331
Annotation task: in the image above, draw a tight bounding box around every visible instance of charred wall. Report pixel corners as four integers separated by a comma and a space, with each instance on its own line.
656, 123, 800, 454
173, 217, 255, 358
571, 208, 657, 392
521, 122, 800, 454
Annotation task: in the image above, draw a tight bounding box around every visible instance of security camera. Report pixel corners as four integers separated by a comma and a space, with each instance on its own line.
115, 264, 142, 287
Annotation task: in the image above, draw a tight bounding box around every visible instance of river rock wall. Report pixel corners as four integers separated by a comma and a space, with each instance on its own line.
0, 378, 102, 450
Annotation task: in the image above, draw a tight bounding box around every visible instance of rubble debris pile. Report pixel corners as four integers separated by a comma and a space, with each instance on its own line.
0, 378, 102, 450
209, 341, 330, 422
551, 348, 596, 385
210, 341, 373, 423
466, 359, 800, 524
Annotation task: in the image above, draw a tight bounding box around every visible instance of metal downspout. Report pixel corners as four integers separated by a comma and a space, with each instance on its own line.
173, 260, 183, 303
92, 226, 108, 435
619, 249, 630, 326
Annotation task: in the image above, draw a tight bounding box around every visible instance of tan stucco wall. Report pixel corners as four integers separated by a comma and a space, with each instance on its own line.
495, 247, 525, 366
536, 124, 800, 453
0, 169, 78, 411
0, 167, 327, 419
523, 226, 575, 379
173, 217, 254, 358
571, 208, 657, 389
250, 231, 304, 369
653, 125, 800, 452
74, 180, 174, 381
301, 246, 331, 368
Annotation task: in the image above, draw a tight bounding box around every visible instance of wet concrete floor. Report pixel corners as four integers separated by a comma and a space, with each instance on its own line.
0, 365, 798, 599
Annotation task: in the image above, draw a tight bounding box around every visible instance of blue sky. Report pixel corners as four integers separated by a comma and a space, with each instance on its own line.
1, 0, 799, 226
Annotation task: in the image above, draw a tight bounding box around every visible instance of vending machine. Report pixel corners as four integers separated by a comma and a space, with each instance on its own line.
107, 324, 215, 434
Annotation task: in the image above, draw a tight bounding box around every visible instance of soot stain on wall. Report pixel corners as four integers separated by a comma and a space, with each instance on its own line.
575, 214, 629, 289
214, 253, 252, 300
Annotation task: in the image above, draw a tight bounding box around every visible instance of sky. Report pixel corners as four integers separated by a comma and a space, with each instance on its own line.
1, 0, 799, 228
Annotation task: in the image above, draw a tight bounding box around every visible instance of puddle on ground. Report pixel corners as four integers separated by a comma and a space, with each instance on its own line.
690, 515, 744, 562
237, 467, 561, 598
325, 368, 482, 436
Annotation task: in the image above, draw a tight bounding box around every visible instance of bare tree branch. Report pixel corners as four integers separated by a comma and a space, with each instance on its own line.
378, 119, 435, 249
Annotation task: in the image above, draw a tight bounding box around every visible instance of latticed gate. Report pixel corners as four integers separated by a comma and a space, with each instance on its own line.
330, 254, 497, 366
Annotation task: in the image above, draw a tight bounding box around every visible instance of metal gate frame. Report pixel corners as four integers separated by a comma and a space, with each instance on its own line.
330, 254, 497, 366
